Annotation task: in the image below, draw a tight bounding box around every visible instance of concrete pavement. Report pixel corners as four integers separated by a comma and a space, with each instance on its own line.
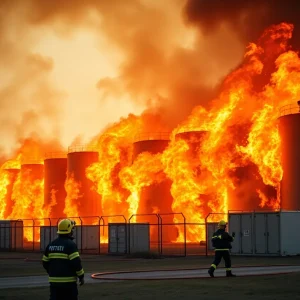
1, 265, 300, 289
91, 265, 300, 280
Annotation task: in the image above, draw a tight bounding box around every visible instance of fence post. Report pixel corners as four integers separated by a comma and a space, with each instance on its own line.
183, 214, 187, 257
78, 217, 83, 254
32, 219, 35, 252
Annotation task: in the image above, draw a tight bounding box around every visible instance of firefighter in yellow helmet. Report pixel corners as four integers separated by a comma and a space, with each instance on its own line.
42, 219, 85, 300
208, 220, 236, 277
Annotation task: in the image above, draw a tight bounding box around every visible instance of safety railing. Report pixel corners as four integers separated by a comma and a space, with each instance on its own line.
0, 213, 232, 257
44, 152, 67, 159
20, 158, 44, 165
68, 144, 99, 153
133, 132, 171, 143
279, 103, 300, 117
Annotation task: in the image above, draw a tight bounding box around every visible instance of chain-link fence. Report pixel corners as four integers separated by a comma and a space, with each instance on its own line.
0, 213, 230, 256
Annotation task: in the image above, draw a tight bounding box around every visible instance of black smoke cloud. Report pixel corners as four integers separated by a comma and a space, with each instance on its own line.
184, 0, 300, 48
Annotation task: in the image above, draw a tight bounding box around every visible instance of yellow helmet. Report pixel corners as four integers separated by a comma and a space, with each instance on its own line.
218, 220, 227, 227
57, 219, 75, 234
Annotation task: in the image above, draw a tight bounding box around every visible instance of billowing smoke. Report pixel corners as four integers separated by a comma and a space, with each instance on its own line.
0, 0, 248, 157
184, 0, 300, 91
1, 0, 299, 158
184, 0, 300, 46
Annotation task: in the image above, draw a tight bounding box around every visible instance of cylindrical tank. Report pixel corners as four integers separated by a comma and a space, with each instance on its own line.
21, 163, 44, 181
67, 147, 102, 222
132, 137, 177, 243
227, 164, 277, 211
44, 153, 67, 220
175, 130, 213, 211
3, 168, 19, 219
20, 163, 44, 243
278, 103, 300, 210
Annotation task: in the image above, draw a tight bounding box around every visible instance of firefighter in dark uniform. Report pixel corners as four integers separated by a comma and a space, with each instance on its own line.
208, 220, 236, 277
42, 219, 85, 300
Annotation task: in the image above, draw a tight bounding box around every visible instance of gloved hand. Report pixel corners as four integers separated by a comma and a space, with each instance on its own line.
232, 232, 236, 238
79, 278, 85, 286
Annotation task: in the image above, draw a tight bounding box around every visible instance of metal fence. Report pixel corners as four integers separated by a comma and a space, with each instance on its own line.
0, 213, 221, 257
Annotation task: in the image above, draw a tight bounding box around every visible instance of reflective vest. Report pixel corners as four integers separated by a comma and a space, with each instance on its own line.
42, 236, 84, 284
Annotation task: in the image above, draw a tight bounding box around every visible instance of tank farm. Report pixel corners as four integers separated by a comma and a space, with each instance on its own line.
1, 24, 300, 255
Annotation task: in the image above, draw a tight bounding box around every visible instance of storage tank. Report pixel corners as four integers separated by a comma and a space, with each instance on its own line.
278, 102, 300, 210
175, 130, 208, 156
132, 133, 177, 242
174, 130, 214, 215
67, 145, 102, 223
20, 162, 44, 216
227, 164, 277, 211
3, 168, 19, 219
44, 153, 67, 220
21, 162, 44, 181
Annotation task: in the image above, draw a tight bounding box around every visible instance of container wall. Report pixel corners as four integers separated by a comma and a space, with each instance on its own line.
278, 114, 300, 210
44, 158, 67, 219
128, 223, 150, 253
67, 151, 101, 220
0, 220, 23, 250
108, 223, 127, 254
228, 213, 254, 255
280, 211, 300, 255
108, 223, 150, 254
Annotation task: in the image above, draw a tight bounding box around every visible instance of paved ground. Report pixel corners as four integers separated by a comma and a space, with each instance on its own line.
92, 265, 300, 280
0, 273, 113, 289
1, 266, 300, 289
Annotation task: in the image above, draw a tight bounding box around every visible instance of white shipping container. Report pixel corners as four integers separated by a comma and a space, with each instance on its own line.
280, 211, 300, 256
0, 220, 23, 250
108, 223, 150, 254
40, 225, 100, 252
228, 211, 300, 256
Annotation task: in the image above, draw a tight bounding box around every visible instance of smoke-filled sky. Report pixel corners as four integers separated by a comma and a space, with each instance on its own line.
0, 0, 299, 157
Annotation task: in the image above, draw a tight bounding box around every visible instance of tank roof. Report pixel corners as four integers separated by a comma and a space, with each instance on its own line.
68, 144, 98, 153
20, 158, 44, 165
44, 152, 67, 159
133, 132, 170, 143
279, 103, 300, 117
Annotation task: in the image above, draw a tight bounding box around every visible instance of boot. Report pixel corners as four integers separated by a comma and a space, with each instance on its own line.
226, 270, 236, 277
208, 267, 215, 278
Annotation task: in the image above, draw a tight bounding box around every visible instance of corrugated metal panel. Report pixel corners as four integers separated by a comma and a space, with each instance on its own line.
0, 220, 23, 250
228, 214, 241, 254
280, 211, 300, 256
75, 226, 100, 250
108, 223, 150, 254
240, 214, 253, 254
266, 213, 280, 255
254, 213, 267, 254
40, 225, 100, 251
207, 223, 218, 251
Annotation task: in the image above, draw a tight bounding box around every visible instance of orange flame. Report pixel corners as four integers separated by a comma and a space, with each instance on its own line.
0, 22, 299, 245
64, 175, 81, 217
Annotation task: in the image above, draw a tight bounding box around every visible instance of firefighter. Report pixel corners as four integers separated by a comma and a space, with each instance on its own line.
208, 220, 236, 277
42, 219, 85, 300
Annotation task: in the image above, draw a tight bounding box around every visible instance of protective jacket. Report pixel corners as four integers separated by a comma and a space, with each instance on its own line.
211, 229, 234, 250
42, 235, 84, 285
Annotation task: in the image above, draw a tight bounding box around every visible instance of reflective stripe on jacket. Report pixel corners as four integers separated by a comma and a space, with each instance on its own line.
211, 229, 234, 250
42, 236, 84, 285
